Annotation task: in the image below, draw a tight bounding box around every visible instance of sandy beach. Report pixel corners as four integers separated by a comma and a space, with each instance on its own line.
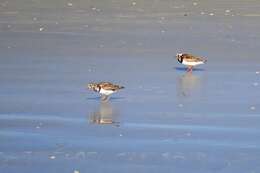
0, 0, 260, 172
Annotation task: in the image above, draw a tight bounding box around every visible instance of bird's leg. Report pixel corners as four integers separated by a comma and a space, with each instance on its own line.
101, 95, 109, 102
187, 66, 193, 72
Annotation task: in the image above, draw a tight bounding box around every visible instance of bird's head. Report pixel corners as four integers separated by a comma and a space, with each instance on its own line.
176, 53, 183, 62
87, 83, 97, 90
176, 53, 183, 59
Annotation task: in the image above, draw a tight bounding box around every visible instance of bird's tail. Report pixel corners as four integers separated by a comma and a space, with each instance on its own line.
119, 86, 125, 89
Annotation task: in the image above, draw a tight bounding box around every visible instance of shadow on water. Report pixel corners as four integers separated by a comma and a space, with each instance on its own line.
89, 101, 120, 127
175, 67, 205, 72
177, 72, 201, 98
87, 96, 125, 101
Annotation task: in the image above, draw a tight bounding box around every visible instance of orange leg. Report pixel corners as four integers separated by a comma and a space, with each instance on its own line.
187, 66, 193, 72
101, 95, 109, 102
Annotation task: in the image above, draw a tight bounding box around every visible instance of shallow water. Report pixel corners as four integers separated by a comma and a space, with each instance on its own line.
1, 0, 260, 172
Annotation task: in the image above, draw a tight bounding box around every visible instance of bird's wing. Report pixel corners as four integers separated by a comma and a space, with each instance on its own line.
98, 82, 119, 91
183, 54, 205, 62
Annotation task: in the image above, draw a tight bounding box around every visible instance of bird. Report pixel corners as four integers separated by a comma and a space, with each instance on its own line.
87, 82, 124, 101
176, 53, 207, 72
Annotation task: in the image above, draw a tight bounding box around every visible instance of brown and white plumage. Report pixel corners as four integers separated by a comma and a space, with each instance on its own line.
87, 82, 124, 101
176, 53, 207, 72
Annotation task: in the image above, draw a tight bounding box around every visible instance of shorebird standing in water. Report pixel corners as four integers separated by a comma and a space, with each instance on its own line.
87, 82, 124, 101
176, 53, 207, 72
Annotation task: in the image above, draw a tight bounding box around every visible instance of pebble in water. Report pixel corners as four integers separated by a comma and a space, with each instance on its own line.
253, 82, 259, 86
193, 2, 198, 6
132, 2, 136, 6
120, 40, 127, 45
39, 27, 44, 31
49, 155, 56, 159
25, 151, 32, 154
209, 13, 214, 16
74, 170, 80, 173
75, 152, 86, 159
117, 152, 126, 157
137, 42, 143, 46
67, 2, 73, 7
250, 106, 256, 110
225, 9, 231, 13
256, 71, 259, 74
186, 133, 192, 137
87, 152, 97, 156
1, 1, 8, 7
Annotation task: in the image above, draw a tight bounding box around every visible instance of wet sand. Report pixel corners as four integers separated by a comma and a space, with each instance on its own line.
0, 0, 260, 172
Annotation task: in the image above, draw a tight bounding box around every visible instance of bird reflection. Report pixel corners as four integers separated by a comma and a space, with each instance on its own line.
89, 101, 119, 126
177, 72, 201, 98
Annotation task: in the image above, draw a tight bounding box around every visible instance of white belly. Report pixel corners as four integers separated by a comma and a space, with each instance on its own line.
100, 88, 115, 95
182, 60, 204, 66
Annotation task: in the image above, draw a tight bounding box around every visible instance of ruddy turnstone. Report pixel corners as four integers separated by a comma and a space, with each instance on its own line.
87, 82, 124, 101
176, 53, 207, 72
